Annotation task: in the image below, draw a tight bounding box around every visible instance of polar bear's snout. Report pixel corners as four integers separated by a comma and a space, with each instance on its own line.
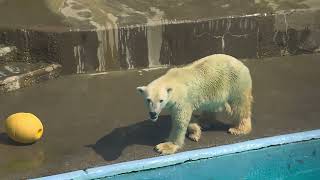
149, 112, 159, 122
149, 112, 157, 118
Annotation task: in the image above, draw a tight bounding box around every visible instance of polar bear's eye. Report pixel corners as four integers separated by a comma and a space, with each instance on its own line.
159, 100, 164, 103
147, 98, 151, 103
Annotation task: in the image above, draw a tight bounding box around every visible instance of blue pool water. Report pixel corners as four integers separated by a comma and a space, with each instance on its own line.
105, 139, 320, 180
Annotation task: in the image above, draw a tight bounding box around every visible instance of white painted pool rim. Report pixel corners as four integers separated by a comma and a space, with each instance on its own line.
31, 129, 320, 180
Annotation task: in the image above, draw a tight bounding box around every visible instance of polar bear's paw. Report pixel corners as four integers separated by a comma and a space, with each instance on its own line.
155, 142, 180, 155
188, 133, 201, 142
187, 123, 201, 142
228, 117, 252, 135
228, 126, 251, 135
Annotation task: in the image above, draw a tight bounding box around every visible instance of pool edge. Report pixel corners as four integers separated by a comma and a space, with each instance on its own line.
31, 129, 320, 180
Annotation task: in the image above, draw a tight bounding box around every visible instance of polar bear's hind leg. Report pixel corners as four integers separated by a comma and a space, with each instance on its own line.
187, 123, 202, 142
228, 88, 253, 135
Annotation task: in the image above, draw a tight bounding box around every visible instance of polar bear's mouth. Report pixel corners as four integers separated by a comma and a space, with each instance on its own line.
149, 115, 158, 122
149, 117, 158, 122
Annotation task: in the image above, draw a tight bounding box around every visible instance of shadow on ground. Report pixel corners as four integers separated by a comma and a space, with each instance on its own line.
88, 115, 171, 161
0, 133, 12, 145
88, 115, 232, 161
0, 133, 35, 146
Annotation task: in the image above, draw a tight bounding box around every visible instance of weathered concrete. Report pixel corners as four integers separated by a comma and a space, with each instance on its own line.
1, 0, 319, 29
0, 0, 319, 73
0, 62, 61, 94
0, 45, 17, 62
0, 44, 61, 94
0, 54, 319, 179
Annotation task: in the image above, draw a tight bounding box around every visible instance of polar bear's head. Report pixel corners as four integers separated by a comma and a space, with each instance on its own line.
137, 86, 172, 122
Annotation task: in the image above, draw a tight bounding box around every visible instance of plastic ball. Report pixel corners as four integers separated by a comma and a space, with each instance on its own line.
5, 113, 43, 144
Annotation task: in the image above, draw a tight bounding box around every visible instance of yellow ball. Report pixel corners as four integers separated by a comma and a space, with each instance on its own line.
5, 113, 44, 144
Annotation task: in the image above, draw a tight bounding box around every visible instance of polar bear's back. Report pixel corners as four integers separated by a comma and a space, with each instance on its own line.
188, 54, 246, 71
184, 54, 249, 78
173, 54, 252, 105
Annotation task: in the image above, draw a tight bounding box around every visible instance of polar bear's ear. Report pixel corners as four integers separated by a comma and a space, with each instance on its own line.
137, 86, 146, 94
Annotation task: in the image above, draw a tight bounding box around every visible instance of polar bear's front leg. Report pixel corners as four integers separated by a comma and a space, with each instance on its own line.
155, 107, 192, 155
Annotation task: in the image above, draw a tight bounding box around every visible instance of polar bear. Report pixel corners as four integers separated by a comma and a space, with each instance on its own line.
137, 54, 253, 155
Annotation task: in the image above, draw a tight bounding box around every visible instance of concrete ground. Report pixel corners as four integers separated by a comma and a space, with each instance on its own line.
0, 54, 320, 179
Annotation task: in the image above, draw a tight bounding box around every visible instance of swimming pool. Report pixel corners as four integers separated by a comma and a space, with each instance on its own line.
33, 130, 320, 180
106, 139, 320, 180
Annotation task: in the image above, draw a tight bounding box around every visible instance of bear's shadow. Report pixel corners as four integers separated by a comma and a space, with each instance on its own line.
88, 115, 230, 161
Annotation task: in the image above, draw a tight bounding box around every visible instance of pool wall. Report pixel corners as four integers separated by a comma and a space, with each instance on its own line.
31, 129, 320, 180
105, 138, 320, 180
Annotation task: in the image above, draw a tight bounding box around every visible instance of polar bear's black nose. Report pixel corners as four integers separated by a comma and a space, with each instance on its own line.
149, 112, 157, 118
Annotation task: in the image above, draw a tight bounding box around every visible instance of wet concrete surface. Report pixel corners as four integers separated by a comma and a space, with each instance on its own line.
1, 0, 320, 29
0, 54, 320, 179
2, 8, 319, 74
1, 0, 320, 74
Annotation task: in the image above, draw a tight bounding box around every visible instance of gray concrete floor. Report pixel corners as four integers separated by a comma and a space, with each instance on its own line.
0, 54, 320, 179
